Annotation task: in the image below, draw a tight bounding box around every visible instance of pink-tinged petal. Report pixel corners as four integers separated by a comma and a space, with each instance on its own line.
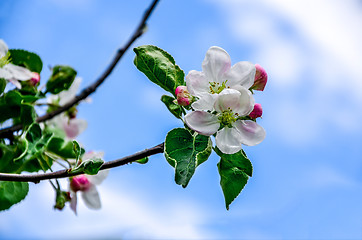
249, 103, 263, 119
0, 39, 8, 57
214, 89, 242, 113
83, 151, 104, 161
233, 120, 266, 146
30, 72, 40, 86
87, 169, 109, 186
63, 118, 87, 139
251, 64, 268, 91
70, 175, 91, 192
175, 86, 191, 106
8, 78, 22, 89
5, 63, 32, 80
70, 191, 78, 215
184, 111, 219, 136
186, 70, 209, 97
202, 46, 231, 83
215, 127, 243, 154
191, 93, 217, 111
81, 184, 101, 210
225, 61, 256, 89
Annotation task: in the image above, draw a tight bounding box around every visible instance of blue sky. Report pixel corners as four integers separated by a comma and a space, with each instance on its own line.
1, 0, 362, 239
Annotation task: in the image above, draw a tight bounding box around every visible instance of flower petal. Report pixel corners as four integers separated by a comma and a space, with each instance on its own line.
184, 111, 219, 136
234, 86, 255, 116
233, 120, 266, 146
186, 70, 209, 97
191, 92, 217, 111
83, 151, 105, 161
81, 184, 101, 210
225, 61, 256, 89
5, 64, 32, 80
0, 39, 8, 57
63, 118, 88, 139
215, 127, 243, 154
8, 78, 22, 89
59, 77, 82, 105
70, 191, 78, 215
87, 169, 109, 185
0, 68, 12, 80
202, 46, 231, 83
214, 89, 242, 113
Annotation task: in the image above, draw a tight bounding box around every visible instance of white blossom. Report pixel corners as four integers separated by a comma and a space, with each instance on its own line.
186, 46, 256, 111
185, 89, 265, 154
0, 39, 33, 88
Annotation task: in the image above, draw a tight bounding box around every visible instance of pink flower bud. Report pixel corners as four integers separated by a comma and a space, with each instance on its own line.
70, 175, 91, 192
175, 86, 191, 106
251, 64, 267, 91
30, 72, 40, 86
249, 103, 263, 119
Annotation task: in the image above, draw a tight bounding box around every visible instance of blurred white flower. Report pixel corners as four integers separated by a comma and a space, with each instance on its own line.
69, 151, 108, 214
0, 39, 33, 88
47, 77, 87, 139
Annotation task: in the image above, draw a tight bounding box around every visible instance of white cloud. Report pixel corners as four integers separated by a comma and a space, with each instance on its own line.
306, 165, 356, 188
0, 181, 213, 239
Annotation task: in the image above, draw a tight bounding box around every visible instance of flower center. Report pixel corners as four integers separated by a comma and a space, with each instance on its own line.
0, 52, 11, 68
209, 80, 228, 94
219, 108, 238, 128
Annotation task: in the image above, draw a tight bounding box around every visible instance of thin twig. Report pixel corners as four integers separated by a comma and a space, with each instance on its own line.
0, 0, 160, 138
0, 143, 164, 183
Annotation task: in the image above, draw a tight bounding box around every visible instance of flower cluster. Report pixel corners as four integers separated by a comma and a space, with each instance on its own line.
176, 46, 267, 154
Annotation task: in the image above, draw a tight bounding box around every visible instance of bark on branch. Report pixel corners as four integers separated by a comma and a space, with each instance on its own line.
0, 143, 164, 183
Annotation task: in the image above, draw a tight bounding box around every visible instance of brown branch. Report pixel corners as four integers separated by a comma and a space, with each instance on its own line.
0, 143, 164, 183
0, 0, 160, 138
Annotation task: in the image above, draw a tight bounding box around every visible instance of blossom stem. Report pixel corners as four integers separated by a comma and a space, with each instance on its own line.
0, 0, 160, 138
0, 143, 164, 183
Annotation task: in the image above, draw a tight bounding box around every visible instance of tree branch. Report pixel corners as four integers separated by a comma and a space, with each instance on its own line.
0, 143, 164, 183
0, 0, 160, 138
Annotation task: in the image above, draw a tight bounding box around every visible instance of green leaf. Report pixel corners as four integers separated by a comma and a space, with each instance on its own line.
0, 78, 6, 94
72, 140, 85, 164
9, 49, 43, 73
25, 123, 42, 143
70, 157, 104, 175
164, 128, 212, 188
0, 90, 42, 124
46, 65, 77, 94
215, 148, 253, 210
134, 45, 185, 96
0, 181, 29, 211
46, 137, 81, 159
15, 124, 54, 172
160, 95, 185, 119
135, 157, 148, 164
20, 104, 36, 126
0, 143, 25, 173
